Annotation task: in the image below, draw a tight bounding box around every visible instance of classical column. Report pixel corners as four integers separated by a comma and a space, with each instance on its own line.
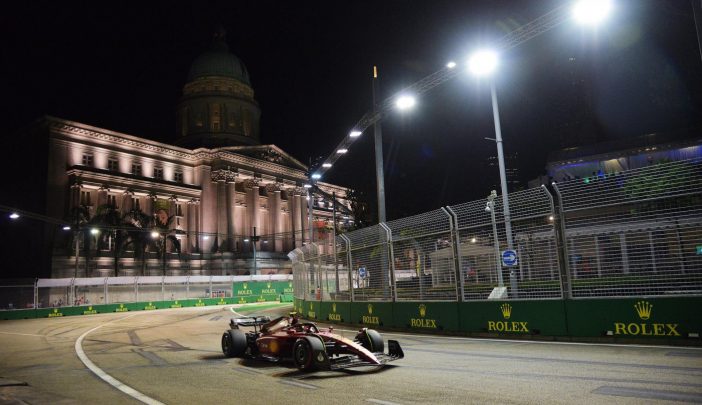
245, 178, 261, 244
70, 182, 82, 210
290, 188, 302, 248
300, 191, 309, 245
211, 169, 237, 252
97, 185, 109, 207
187, 199, 199, 253
121, 190, 134, 214
169, 195, 178, 218
226, 175, 238, 251
144, 192, 157, 216
266, 183, 283, 252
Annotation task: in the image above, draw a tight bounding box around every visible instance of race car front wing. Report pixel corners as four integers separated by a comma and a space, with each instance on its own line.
328, 339, 404, 370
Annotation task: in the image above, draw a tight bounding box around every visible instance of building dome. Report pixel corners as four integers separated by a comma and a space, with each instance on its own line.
186, 31, 251, 85
176, 27, 261, 149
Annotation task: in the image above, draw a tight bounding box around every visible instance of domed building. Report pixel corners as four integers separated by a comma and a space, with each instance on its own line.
35, 30, 349, 277
176, 28, 261, 148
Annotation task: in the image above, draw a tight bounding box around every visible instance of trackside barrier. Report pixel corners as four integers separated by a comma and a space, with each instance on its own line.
291, 160, 702, 343
1, 275, 292, 320
294, 297, 702, 341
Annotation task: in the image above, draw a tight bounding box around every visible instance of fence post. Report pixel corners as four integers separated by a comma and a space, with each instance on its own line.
341, 234, 353, 302
444, 207, 463, 302
34, 278, 38, 309
380, 223, 396, 302
551, 183, 573, 299
69, 277, 76, 307
104, 277, 108, 304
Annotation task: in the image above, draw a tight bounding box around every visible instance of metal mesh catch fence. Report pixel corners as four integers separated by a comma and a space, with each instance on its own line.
554, 158, 702, 298
385, 208, 457, 301
9, 275, 294, 310
448, 186, 562, 301
344, 225, 393, 302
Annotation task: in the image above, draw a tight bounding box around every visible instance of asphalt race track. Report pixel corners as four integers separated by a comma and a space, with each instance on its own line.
1, 304, 701, 404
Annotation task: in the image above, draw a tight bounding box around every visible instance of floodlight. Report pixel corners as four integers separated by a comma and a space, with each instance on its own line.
396, 95, 416, 110
573, 0, 612, 26
468, 50, 498, 76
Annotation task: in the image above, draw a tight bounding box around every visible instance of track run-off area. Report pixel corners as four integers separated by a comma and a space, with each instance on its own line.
1, 304, 701, 404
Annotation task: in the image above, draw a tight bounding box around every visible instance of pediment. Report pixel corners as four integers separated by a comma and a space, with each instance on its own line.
218, 144, 307, 171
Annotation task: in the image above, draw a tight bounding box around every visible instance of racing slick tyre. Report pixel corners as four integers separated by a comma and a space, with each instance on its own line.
357, 329, 384, 353
222, 329, 247, 358
293, 337, 327, 371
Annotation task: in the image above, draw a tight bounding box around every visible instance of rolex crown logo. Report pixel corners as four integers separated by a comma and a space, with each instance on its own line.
332, 303, 337, 312
368, 304, 373, 315
289, 282, 293, 287
500, 303, 512, 319
309, 302, 313, 310
634, 301, 653, 320
53, 309, 58, 313
243, 283, 248, 289
419, 304, 427, 318
88, 306, 92, 311
267, 282, 271, 288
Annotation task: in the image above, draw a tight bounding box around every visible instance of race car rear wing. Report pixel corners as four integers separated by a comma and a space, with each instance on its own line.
229, 315, 271, 329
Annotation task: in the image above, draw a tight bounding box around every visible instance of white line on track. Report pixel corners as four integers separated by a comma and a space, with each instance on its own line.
74, 304, 259, 405
330, 328, 702, 351
0, 331, 45, 337
279, 379, 318, 390
366, 399, 403, 405
75, 312, 165, 405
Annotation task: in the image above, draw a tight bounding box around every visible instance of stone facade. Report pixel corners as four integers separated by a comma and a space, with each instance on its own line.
40, 31, 350, 277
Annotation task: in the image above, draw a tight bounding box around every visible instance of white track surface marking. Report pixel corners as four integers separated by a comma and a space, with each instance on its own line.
75, 312, 166, 405
0, 331, 45, 337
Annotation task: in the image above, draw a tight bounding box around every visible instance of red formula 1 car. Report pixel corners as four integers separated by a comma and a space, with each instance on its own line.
221, 313, 404, 371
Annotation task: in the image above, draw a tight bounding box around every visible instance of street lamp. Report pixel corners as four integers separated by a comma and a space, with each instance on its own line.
572, 0, 612, 26
468, 49, 518, 297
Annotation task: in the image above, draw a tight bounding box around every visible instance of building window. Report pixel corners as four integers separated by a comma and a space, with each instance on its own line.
131, 163, 142, 176
154, 167, 163, 180
107, 194, 117, 207
211, 104, 221, 131
82, 154, 94, 167
176, 204, 183, 217
132, 197, 140, 211
80, 191, 92, 206
174, 171, 183, 183
108, 158, 118, 171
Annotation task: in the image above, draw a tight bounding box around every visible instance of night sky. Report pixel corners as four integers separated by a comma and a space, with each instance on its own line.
1, 1, 701, 277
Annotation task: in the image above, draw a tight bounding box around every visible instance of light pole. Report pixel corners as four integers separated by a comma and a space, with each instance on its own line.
468, 50, 518, 297
486, 191, 504, 288
372, 66, 387, 223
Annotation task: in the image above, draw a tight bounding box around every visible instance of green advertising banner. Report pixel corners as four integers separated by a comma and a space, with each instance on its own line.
320, 301, 351, 323
350, 302, 393, 327
565, 297, 702, 338
393, 302, 460, 332
459, 300, 568, 336
1, 309, 36, 320
232, 281, 294, 298
303, 300, 321, 320
292, 298, 304, 314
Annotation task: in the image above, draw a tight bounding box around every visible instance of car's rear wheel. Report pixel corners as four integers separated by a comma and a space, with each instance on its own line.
222, 329, 247, 358
357, 329, 384, 353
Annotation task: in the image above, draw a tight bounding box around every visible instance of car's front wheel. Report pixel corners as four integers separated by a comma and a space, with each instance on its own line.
357, 328, 384, 353
293, 338, 315, 370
